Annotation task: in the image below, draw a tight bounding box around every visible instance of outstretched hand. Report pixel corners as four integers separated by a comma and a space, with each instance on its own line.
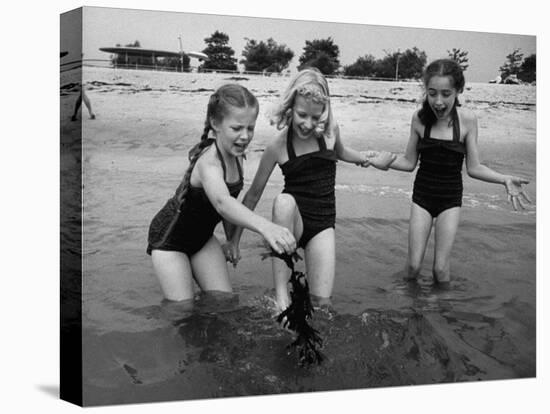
504, 176, 532, 210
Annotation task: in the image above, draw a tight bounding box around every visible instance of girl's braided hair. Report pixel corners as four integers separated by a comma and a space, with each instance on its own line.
174, 84, 258, 204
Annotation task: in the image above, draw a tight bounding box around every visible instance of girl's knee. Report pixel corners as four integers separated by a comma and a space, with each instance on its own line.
272, 193, 296, 221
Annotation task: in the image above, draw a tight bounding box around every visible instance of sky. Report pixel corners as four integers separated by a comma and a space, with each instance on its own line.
60, 6, 536, 83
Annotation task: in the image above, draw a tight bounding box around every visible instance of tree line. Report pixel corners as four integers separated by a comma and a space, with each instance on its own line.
112, 33, 536, 83
199, 31, 535, 83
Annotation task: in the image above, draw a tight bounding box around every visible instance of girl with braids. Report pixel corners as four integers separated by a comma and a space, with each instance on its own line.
387, 59, 531, 286
147, 84, 296, 302
228, 68, 395, 312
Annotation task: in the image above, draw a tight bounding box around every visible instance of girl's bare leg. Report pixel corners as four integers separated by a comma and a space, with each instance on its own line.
407, 203, 434, 280
271, 193, 303, 311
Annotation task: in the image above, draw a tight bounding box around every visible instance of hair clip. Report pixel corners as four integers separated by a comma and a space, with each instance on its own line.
297, 84, 328, 104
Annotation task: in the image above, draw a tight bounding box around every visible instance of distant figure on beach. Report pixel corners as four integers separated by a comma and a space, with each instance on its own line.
386, 59, 531, 287
229, 67, 395, 311
71, 89, 96, 121
146, 84, 296, 302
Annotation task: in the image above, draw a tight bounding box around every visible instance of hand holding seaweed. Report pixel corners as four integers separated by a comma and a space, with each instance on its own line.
261, 250, 324, 365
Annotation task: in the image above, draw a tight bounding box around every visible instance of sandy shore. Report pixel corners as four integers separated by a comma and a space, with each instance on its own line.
62, 66, 535, 226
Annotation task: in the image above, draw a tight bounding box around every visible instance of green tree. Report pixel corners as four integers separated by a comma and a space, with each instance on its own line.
343, 54, 377, 77
298, 37, 340, 75
447, 48, 469, 72
518, 53, 536, 83
240, 38, 294, 73
376, 48, 427, 80
201, 31, 237, 71
499, 48, 524, 80
397, 47, 427, 79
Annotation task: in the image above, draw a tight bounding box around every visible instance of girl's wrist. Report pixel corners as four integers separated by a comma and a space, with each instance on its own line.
256, 218, 271, 237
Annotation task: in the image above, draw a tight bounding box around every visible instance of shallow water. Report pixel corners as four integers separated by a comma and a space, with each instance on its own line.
61, 67, 536, 406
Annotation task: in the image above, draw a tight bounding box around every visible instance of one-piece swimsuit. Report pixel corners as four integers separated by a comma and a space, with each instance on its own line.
147, 139, 243, 256
279, 127, 337, 248
412, 107, 466, 218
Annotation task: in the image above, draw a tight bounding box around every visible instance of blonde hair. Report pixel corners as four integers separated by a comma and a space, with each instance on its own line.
270, 67, 334, 139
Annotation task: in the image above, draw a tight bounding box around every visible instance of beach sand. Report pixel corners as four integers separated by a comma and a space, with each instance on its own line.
61, 67, 536, 405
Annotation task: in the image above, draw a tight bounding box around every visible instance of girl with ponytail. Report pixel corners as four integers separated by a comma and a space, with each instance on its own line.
147, 84, 296, 302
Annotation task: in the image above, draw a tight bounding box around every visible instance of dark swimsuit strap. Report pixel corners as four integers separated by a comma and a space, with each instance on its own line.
213, 140, 243, 182
286, 125, 327, 160
318, 134, 327, 150
286, 127, 296, 159
451, 106, 461, 143
423, 106, 461, 141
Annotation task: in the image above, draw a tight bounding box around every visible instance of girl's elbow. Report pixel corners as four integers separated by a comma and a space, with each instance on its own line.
404, 161, 416, 172
213, 196, 232, 217
467, 170, 481, 180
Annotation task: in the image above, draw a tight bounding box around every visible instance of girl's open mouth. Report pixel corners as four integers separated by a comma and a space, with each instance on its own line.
234, 143, 248, 152
433, 107, 447, 118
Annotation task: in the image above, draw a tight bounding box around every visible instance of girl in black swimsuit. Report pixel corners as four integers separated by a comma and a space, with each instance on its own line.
147, 84, 296, 302
388, 59, 531, 286
229, 68, 395, 311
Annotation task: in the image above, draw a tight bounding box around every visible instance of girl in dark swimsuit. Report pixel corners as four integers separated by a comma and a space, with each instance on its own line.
147, 84, 296, 302
388, 59, 531, 286
229, 68, 395, 311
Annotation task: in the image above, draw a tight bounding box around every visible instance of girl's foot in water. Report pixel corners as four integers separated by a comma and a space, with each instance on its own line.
275, 294, 291, 329
275, 291, 290, 314
433, 280, 451, 290
403, 275, 418, 284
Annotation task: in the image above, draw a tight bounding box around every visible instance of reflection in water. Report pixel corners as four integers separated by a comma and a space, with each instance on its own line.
79, 220, 536, 405
82, 282, 534, 405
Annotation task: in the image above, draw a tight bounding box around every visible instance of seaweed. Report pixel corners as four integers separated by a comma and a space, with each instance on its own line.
261, 251, 325, 365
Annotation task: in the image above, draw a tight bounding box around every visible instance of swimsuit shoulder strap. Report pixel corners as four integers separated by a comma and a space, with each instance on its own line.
213, 140, 228, 181
452, 106, 461, 143
423, 121, 432, 140
236, 156, 243, 181
213, 139, 244, 182
286, 126, 296, 160
317, 135, 327, 151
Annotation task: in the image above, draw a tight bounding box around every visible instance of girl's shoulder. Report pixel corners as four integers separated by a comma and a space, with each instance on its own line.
411, 108, 422, 123
327, 121, 339, 137
194, 143, 223, 173
456, 107, 478, 131
189, 143, 222, 186
255, 129, 287, 166
410, 109, 424, 135
266, 128, 288, 152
